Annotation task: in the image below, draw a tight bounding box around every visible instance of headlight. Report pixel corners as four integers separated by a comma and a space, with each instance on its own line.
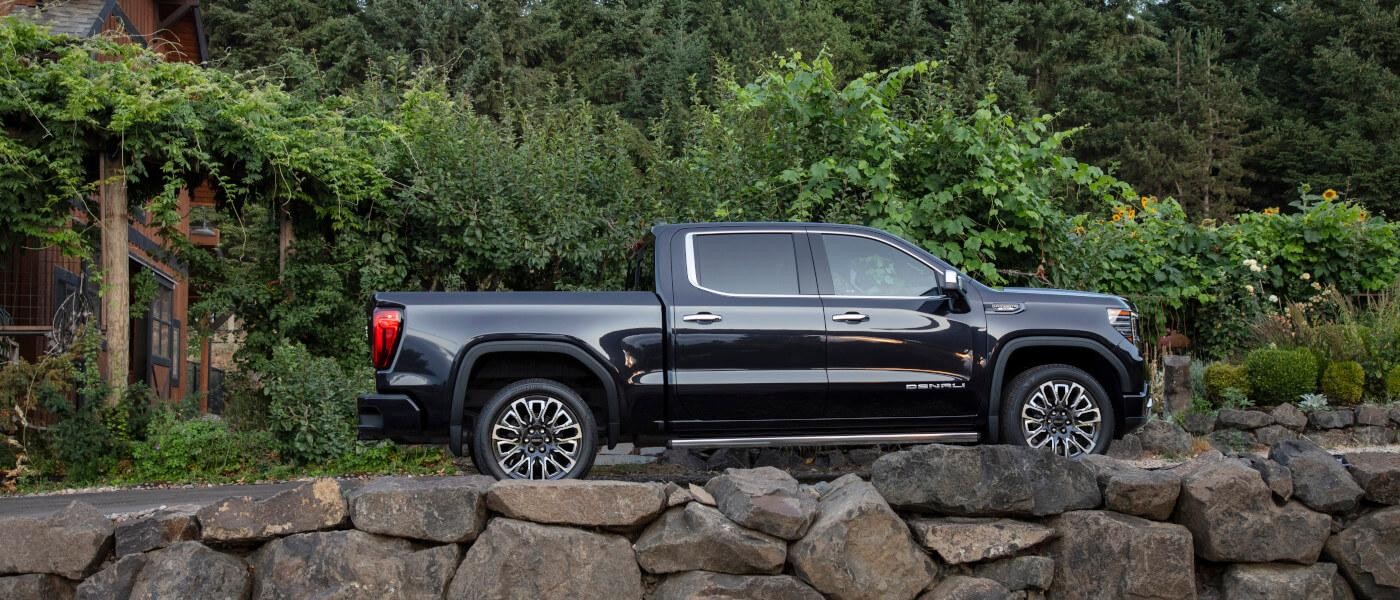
1107, 308, 1138, 344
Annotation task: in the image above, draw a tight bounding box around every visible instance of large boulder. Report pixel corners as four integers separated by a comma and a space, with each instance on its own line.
1269, 439, 1364, 514
1220, 563, 1337, 600
971, 556, 1055, 592
918, 576, 1012, 600
347, 475, 493, 542
1347, 452, 1400, 505
1311, 409, 1356, 430
1217, 409, 1274, 430
197, 478, 347, 544
1183, 413, 1217, 436
1046, 510, 1194, 600
1253, 425, 1300, 447
128, 542, 249, 600
76, 554, 146, 600
1172, 459, 1331, 563
1240, 455, 1293, 502
633, 503, 786, 575
1325, 506, 1400, 600
447, 518, 641, 600
115, 509, 200, 556
704, 467, 817, 540
485, 479, 667, 528
652, 572, 823, 600
1356, 405, 1391, 427
251, 530, 459, 599
0, 501, 112, 579
1272, 404, 1309, 430
1352, 426, 1395, 446
872, 444, 1100, 517
1136, 420, 1195, 456
1081, 455, 1182, 521
0, 575, 75, 600
905, 518, 1055, 564
789, 475, 933, 600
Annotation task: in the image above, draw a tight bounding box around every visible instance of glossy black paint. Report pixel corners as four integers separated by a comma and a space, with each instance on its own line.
358, 222, 1149, 452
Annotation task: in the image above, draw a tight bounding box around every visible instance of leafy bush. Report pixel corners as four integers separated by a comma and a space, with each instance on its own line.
1388, 365, 1400, 400
1218, 388, 1254, 410
131, 411, 277, 483
260, 344, 365, 464
1299, 393, 1330, 411
1203, 363, 1250, 406
1244, 347, 1318, 406
221, 369, 269, 433
1320, 361, 1365, 405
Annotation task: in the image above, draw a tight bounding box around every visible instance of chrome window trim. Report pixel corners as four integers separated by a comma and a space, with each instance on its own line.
684, 230, 809, 298
811, 230, 950, 300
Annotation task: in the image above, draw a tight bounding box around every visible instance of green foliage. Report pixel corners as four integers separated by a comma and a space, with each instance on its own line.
1387, 365, 1400, 400
260, 344, 365, 464
1320, 361, 1366, 406
1299, 393, 1330, 411
129, 270, 159, 320
1218, 388, 1254, 410
131, 411, 278, 483
1244, 347, 1319, 406
1203, 362, 1250, 406
221, 369, 270, 432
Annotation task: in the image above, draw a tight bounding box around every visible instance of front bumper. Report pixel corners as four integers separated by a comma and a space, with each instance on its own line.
357, 394, 422, 440
1119, 384, 1152, 436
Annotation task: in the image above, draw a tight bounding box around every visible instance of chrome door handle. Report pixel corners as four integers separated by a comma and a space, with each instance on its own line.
682, 312, 723, 324
831, 312, 869, 323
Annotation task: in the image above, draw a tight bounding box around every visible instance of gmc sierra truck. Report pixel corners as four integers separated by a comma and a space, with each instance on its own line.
359, 223, 1150, 480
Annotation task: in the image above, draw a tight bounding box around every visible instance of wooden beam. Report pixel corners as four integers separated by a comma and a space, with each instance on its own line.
157, 4, 194, 30
100, 152, 130, 406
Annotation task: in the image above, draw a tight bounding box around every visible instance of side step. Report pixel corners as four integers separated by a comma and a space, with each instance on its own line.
667, 432, 978, 449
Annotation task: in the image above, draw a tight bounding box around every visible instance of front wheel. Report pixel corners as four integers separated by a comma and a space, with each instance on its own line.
471, 378, 598, 480
1000, 364, 1115, 458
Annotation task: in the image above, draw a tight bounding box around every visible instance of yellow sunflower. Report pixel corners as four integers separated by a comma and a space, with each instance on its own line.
1263, 207, 1280, 215
1322, 189, 1338, 201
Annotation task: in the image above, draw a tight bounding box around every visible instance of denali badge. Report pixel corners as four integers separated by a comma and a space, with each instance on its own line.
906, 382, 966, 390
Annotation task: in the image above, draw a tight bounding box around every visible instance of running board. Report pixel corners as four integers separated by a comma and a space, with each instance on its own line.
667, 432, 979, 449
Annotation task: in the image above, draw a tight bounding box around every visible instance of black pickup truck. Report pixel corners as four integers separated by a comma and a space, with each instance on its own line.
359, 223, 1149, 480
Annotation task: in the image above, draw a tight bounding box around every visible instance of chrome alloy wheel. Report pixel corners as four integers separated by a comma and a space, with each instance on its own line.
490, 395, 583, 479
1020, 379, 1102, 457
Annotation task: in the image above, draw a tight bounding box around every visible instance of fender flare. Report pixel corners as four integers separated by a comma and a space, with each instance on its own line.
987, 336, 1131, 442
449, 340, 621, 457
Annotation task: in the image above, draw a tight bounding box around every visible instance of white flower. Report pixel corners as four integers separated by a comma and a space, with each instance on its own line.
1245, 284, 1256, 294
1300, 272, 1311, 281
1249, 264, 1263, 273
1242, 259, 1258, 267
1312, 282, 1323, 290
1268, 294, 1279, 303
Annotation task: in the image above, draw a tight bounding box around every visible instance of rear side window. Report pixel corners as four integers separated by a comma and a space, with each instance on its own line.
692, 233, 800, 295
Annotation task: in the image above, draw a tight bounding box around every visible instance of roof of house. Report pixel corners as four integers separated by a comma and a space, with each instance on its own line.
12, 0, 112, 37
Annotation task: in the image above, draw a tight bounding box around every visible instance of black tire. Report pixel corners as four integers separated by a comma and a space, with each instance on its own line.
1000, 364, 1116, 457
470, 378, 598, 480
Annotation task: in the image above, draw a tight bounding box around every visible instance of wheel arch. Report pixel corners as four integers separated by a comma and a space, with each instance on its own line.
988, 336, 1131, 442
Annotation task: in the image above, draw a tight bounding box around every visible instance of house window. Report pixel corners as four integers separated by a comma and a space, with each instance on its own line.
149, 284, 176, 367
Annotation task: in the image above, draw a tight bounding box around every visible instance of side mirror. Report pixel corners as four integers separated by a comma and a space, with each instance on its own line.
940, 270, 963, 295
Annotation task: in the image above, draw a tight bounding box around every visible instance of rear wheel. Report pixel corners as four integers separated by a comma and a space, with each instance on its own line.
1000, 364, 1115, 457
471, 378, 597, 480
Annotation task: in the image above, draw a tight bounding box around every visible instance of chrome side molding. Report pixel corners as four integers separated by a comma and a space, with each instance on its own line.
668, 432, 978, 449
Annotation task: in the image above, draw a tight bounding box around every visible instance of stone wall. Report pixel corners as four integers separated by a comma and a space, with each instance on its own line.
1112, 403, 1400, 459
1, 441, 1397, 599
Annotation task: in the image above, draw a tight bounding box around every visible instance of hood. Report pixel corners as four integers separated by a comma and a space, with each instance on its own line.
987, 286, 1130, 308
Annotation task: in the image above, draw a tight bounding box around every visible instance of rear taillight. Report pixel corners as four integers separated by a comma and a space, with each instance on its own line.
371, 308, 403, 369
1107, 308, 1138, 344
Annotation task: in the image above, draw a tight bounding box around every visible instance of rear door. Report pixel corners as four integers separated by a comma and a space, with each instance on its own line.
667, 228, 828, 432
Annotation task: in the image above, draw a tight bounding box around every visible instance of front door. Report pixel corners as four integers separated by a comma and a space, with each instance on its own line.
668, 229, 828, 432
813, 231, 982, 424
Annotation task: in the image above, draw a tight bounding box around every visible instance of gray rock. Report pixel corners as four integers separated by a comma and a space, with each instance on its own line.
872, 444, 1100, 517
347, 475, 492, 542
197, 478, 346, 544
1352, 426, 1395, 446
447, 518, 641, 600
1046, 511, 1194, 600
129, 542, 249, 600
705, 448, 752, 471
973, 556, 1055, 591
666, 486, 695, 507
753, 448, 800, 469
1325, 506, 1400, 600
1106, 434, 1143, 459
1081, 454, 1182, 521
1183, 413, 1217, 436
1136, 420, 1195, 456
789, 476, 932, 600
704, 467, 817, 540
115, 509, 199, 556
1163, 355, 1194, 416
1269, 439, 1365, 514
652, 572, 823, 600
1240, 455, 1293, 502
847, 447, 883, 466
633, 503, 786, 575
919, 576, 1012, 600
76, 554, 145, 600
1392, 407, 1400, 427
1347, 452, 1400, 505
0, 574, 75, 600
1218, 409, 1274, 430
688, 483, 716, 506
251, 530, 459, 600
659, 448, 708, 471
906, 517, 1055, 564
1333, 571, 1358, 600
1307, 429, 1358, 449
1221, 563, 1336, 600
1356, 405, 1391, 427
1172, 460, 1331, 563
1311, 409, 1356, 430
486, 479, 667, 528
823, 450, 851, 469
1253, 425, 1300, 447
1272, 404, 1310, 430
0, 501, 112, 579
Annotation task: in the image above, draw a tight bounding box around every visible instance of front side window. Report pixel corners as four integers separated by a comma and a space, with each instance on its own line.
822, 234, 939, 297
692, 233, 800, 295
150, 284, 176, 366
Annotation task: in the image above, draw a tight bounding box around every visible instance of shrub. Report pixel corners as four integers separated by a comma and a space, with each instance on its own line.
1320, 361, 1365, 405
1388, 364, 1400, 400
1203, 362, 1250, 406
261, 344, 365, 464
1299, 393, 1330, 411
221, 369, 269, 433
1244, 347, 1318, 406
131, 411, 277, 483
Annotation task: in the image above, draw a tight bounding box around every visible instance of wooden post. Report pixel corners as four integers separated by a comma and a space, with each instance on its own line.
278, 202, 293, 275
100, 152, 129, 406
